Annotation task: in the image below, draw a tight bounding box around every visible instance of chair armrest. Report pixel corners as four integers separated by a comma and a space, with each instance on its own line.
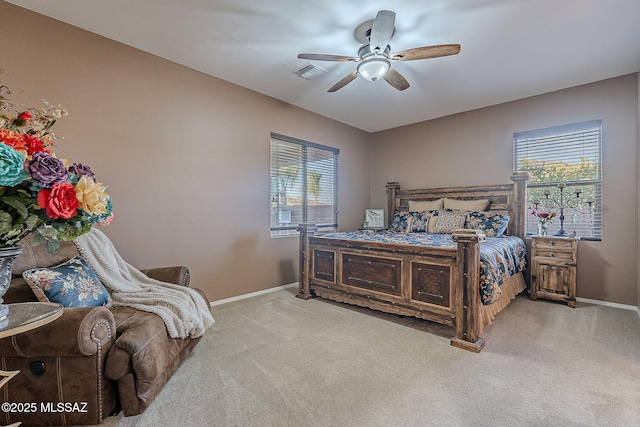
140, 266, 190, 287
0, 306, 116, 357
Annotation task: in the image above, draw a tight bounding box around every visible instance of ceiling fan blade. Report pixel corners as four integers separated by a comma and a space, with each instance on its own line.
390, 44, 461, 62
328, 71, 359, 92
383, 68, 410, 91
297, 53, 360, 62
369, 10, 395, 53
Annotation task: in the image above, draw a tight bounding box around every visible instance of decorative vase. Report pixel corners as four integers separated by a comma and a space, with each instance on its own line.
537, 222, 548, 236
0, 245, 23, 321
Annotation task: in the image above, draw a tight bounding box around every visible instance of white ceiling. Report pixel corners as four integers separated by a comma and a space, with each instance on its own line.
8, 0, 640, 133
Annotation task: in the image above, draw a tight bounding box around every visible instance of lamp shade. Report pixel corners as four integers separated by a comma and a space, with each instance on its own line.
357, 56, 390, 81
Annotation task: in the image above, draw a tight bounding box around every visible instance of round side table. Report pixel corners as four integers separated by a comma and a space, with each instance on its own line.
0, 302, 63, 339
0, 302, 63, 427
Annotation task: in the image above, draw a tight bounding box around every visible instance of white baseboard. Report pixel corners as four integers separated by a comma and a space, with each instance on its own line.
210, 283, 298, 307
576, 296, 638, 312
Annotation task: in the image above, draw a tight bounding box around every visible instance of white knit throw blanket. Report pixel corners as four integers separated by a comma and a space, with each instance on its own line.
75, 228, 214, 339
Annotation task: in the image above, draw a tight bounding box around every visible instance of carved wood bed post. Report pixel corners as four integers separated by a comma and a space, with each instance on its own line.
510, 172, 529, 238
451, 232, 486, 352
386, 182, 400, 229
296, 223, 317, 300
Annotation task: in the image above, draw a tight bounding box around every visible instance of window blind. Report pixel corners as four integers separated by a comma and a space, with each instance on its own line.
513, 120, 602, 239
270, 133, 339, 237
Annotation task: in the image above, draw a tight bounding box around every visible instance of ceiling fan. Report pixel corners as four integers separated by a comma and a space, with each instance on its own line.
297, 10, 461, 92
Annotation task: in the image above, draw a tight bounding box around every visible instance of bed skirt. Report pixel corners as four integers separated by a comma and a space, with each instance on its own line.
479, 272, 526, 333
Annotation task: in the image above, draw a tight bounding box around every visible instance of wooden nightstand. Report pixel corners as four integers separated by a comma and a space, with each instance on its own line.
529, 236, 578, 307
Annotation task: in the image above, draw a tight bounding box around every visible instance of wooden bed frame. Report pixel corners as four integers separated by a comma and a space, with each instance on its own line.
296, 173, 528, 352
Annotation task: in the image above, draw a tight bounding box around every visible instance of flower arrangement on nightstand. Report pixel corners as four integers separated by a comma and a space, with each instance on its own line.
531, 209, 557, 236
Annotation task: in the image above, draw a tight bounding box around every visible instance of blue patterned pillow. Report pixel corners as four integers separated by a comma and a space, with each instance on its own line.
390, 211, 413, 232
409, 211, 437, 232
391, 211, 435, 232
465, 211, 510, 237
22, 256, 112, 307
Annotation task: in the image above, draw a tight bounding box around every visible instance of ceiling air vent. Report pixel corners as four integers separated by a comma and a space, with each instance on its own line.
293, 63, 328, 80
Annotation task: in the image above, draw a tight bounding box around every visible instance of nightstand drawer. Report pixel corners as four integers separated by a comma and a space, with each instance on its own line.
531, 237, 576, 253
533, 249, 575, 261
533, 255, 577, 267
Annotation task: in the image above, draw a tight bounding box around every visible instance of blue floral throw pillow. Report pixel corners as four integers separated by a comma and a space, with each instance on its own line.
22, 256, 112, 308
390, 211, 413, 232
465, 211, 510, 237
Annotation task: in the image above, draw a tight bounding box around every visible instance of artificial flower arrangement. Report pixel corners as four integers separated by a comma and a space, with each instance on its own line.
531, 209, 557, 225
531, 208, 556, 235
0, 83, 113, 254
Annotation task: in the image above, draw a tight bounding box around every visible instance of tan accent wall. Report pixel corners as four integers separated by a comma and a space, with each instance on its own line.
371, 74, 639, 305
0, 3, 372, 302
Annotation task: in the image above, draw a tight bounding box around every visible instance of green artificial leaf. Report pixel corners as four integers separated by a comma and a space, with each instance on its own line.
1, 196, 28, 219
4, 237, 20, 246
25, 214, 41, 231
32, 232, 45, 246
2, 222, 28, 245
16, 188, 35, 198
58, 222, 92, 241
46, 239, 60, 255
42, 227, 58, 238
11, 118, 26, 128
0, 211, 11, 235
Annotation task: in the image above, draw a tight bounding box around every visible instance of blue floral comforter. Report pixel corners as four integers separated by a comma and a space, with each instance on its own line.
319, 230, 526, 306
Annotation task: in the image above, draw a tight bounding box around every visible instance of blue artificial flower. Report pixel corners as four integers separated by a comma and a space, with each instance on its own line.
0, 143, 28, 186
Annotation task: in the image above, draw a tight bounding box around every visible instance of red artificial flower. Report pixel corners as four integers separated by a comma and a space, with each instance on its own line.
531, 209, 557, 221
0, 129, 27, 152
21, 134, 49, 155
38, 182, 79, 219
18, 111, 33, 121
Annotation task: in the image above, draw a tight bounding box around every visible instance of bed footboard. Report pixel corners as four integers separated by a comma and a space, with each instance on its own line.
296, 225, 486, 352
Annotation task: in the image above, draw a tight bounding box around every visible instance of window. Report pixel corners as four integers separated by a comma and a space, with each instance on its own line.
270, 133, 339, 237
513, 120, 602, 240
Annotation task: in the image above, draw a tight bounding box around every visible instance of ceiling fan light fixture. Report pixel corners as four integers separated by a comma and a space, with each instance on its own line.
297, 10, 460, 92
357, 56, 390, 81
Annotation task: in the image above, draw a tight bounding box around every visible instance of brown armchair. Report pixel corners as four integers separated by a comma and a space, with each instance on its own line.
0, 235, 210, 426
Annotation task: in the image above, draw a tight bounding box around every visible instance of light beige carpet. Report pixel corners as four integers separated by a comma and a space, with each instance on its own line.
95, 287, 640, 427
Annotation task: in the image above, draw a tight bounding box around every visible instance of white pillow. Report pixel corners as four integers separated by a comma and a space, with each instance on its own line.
408, 198, 444, 212
443, 198, 489, 211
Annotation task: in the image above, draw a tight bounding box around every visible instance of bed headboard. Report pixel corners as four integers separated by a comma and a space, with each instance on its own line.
385, 173, 529, 238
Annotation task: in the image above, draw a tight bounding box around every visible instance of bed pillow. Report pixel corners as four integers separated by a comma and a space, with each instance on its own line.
408, 211, 437, 232
22, 255, 112, 308
426, 210, 441, 233
390, 211, 437, 233
434, 211, 467, 234
408, 198, 444, 212
466, 211, 510, 237
443, 197, 490, 212
390, 211, 413, 232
